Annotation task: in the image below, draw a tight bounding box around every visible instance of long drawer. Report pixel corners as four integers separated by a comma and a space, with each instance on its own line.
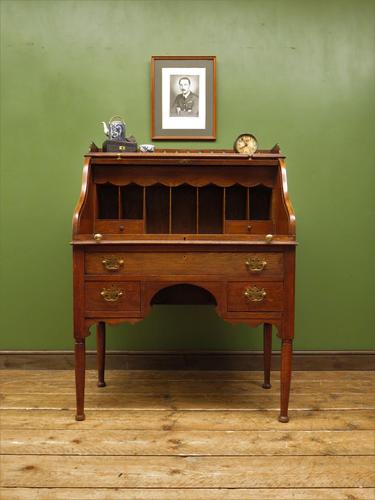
227, 282, 284, 311
85, 251, 284, 280
85, 281, 141, 315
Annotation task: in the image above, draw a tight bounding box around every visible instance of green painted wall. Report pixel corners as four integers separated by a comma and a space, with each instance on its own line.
1, 0, 374, 351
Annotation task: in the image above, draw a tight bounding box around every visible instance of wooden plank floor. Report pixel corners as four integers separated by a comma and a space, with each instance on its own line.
0, 370, 374, 499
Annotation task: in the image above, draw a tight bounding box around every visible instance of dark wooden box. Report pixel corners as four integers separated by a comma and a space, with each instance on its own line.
102, 139, 137, 153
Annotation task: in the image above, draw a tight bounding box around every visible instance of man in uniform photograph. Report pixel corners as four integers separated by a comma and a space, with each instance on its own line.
171, 76, 199, 117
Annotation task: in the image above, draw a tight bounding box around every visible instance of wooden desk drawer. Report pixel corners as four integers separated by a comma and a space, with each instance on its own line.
85, 281, 140, 314
227, 282, 284, 311
85, 252, 283, 279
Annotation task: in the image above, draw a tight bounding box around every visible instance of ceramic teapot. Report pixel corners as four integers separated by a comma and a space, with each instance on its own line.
101, 116, 126, 141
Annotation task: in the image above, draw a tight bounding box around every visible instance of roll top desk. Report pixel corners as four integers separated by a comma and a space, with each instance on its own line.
72, 148, 296, 422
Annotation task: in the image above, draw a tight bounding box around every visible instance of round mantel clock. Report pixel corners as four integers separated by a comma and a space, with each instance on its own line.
234, 133, 258, 156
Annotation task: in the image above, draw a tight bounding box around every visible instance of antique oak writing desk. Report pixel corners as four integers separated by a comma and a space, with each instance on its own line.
72, 148, 296, 422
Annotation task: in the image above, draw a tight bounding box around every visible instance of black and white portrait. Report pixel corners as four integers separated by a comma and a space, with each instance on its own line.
161, 66, 206, 131
152, 57, 216, 139
169, 75, 200, 117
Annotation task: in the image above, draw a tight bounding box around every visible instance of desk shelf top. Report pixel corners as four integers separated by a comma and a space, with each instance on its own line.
85, 148, 285, 161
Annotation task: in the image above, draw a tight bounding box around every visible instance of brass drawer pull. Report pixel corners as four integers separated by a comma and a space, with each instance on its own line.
245, 256, 267, 272
102, 256, 124, 271
100, 286, 123, 302
244, 286, 267, 302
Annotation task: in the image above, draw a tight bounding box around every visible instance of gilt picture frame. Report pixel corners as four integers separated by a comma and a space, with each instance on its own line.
151, 56, 216, 140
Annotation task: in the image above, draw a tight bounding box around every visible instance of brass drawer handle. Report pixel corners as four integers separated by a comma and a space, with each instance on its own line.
102, 256, 124, 271
100, 286, 123, 302
245, 257, 267, 272
244, 286, 267, 302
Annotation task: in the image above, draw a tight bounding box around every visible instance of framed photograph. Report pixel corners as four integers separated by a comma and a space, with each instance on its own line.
151, 56, 216, 140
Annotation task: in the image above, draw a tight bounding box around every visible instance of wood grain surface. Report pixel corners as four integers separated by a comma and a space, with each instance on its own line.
1, 369, 374, 499
1, 487, 374, 500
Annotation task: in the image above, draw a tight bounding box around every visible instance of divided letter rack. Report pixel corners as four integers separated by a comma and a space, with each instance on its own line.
72, 148, 296, 422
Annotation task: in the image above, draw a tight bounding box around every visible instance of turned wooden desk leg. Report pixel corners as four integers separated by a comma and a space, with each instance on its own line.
262, 323, 272, 389
75, 338, 86, 421
279, 338, 293, 423
97, 322, 106, 388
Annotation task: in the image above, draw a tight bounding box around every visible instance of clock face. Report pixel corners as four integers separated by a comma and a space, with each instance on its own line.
234, 134, 258, 155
